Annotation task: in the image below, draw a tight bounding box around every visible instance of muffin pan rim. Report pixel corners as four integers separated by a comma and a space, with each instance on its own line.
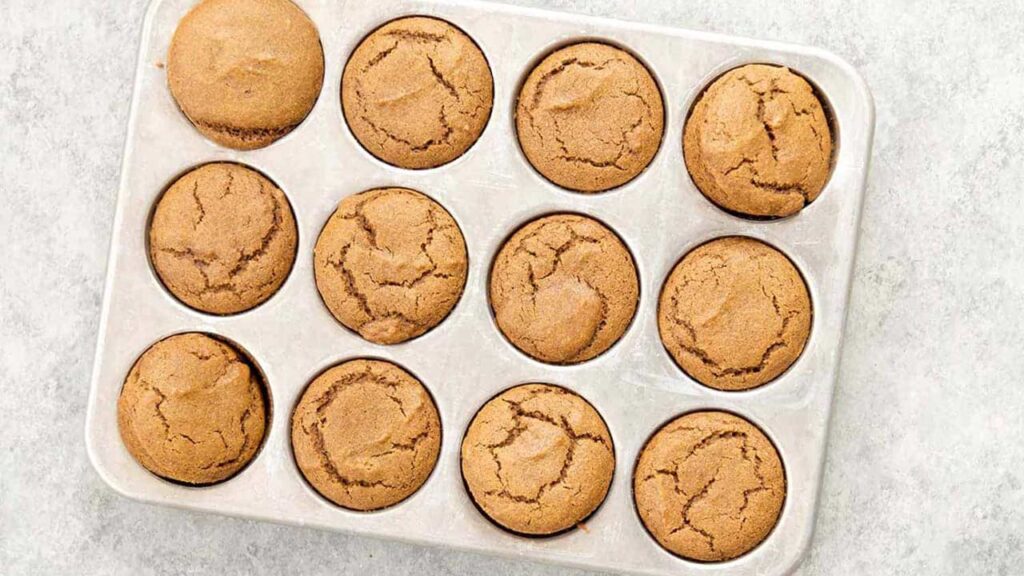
86, 1, 874, 575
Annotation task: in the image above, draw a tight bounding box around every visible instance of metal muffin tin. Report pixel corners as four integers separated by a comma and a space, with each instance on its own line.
85, 0, 875, 574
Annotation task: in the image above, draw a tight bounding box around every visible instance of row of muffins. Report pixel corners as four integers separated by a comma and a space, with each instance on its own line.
168, 0, 835, 218
119, 336, 785, 562
150, 163, 812, 391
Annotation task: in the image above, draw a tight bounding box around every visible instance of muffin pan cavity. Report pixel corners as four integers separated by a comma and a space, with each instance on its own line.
147, 162, 299, 316
341, 16, 494, 170
461, 383, 615, 536
683, 63, 839, 219
117, 332, 272, 486
657, 236, 813, 391
488, 213, 639, 365
291, 358, 442, 511
514, 41, 665, 193
313, 187, 469, 344
87, 1, 873, 575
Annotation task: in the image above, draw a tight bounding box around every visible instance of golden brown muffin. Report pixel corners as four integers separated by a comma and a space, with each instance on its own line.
490, 214, 638, 364
341, 16, 493, 169
168, 0, 325, 149
149, 163, 298, 315
658, 237, 811, 391
634, 411, 786, 562
117, 333, 268, 485
313, 188, 468, 344
291, 359, 442, 511
516, 42, 664, 192
461, 384, 615, 535
683, 64, 833, 218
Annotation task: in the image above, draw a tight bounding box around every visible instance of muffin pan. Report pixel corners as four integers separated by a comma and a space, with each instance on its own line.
86, 0, 874, 575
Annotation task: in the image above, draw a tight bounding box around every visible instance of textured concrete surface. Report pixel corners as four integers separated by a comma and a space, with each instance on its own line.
2, 0, 1023, 574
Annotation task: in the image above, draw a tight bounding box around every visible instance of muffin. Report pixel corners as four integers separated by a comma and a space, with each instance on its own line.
117, 333, 268, 485
489, 214, 639, 364
461, 384, 615, 535
516, 42, 664, 192
684, 64, 833, 218
658, 237, 811, 391
291, 359, 442, 511
342, 16, 493, 169
149, 163, 298, 315
168, 0, 325, 149
313, 188, 468, 344
634, 411, 786, 562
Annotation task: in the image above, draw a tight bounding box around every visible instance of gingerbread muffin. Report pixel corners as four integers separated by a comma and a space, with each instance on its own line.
489, 214, 639, 364
516, 42, 664, 192
117, 333, 268, 485
342, 16, 493, 169
634, 411, 786, 562
168, 0, 325, 149
684, 64, 833, 218
461, 384, 615, 535
658, 237, 811, 391
291, 359, 442, 511
313, 188, 468, 344
149, 163, 298, 315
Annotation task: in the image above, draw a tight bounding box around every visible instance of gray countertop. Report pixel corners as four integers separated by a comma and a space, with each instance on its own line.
1, 0, 1022, 574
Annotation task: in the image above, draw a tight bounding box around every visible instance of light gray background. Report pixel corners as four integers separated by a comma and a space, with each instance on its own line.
2, 0, 1022, 574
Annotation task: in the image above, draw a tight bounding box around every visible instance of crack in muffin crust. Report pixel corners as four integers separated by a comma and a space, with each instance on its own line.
314, 188, 468, 344
684, 64, 833, 218
149, 163, 298, 315
634, 411, 786, 562
291, 359, 441, 511
516, 43, 664, 193
461, 384, 615, 535
117, 333, 268, 485
490, 214, 638, 364
658, 236, 812, 391
342, 16, 493, 169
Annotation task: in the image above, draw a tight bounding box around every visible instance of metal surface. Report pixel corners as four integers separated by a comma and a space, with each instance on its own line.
85, 0, 874, 574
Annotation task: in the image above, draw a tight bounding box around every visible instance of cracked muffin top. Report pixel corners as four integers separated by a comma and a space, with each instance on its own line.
168, 0, 324, 150
149, 163, 298, 315
341, 16, 493, 169
515, 42, 664, 193
658, 236, 811, 391
313, 187, 468, 344
291, 359, 441, 511
684, 64, 833, 218
634, 411, 786, 562
117, 333, 268, 485
461, 384, 615, 535
490, 214, 638, 364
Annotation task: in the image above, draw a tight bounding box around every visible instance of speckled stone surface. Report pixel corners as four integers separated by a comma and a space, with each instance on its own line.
1, 0, 1023, 574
